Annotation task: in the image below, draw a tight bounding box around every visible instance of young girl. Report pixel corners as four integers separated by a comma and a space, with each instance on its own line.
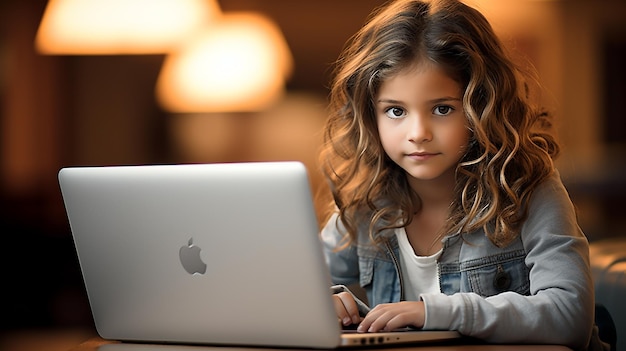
319, 0, 606, 350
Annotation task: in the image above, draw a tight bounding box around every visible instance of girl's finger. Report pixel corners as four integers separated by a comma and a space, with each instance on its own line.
332, 292, 361, 325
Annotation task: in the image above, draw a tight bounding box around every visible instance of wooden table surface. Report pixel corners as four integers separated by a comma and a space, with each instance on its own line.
68, 336, 573, 351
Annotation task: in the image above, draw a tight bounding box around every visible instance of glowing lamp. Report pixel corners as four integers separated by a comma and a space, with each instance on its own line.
35, 0, 221, 54
156, 12, 293, 113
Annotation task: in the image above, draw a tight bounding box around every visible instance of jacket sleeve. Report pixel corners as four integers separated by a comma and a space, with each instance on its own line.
420, 174, 597, 351
320, 212, 361, 287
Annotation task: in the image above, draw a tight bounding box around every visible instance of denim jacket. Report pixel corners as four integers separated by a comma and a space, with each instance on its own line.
321, 172, 605, 351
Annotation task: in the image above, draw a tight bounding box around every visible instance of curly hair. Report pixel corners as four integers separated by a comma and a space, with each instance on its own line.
319, 0, 560, 248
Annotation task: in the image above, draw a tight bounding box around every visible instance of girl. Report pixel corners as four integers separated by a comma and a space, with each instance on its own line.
318, 0, 606, 350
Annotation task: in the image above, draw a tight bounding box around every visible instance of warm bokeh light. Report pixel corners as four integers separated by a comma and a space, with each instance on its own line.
35, 0, 221, 54
156, 12, 293, 113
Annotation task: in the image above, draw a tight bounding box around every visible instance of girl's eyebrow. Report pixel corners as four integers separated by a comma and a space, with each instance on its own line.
376, 96, 462, 104
376, 98, 403, 104
430, 96, 462, 104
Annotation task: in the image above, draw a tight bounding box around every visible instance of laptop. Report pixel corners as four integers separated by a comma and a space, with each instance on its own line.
58, 161, 460, 349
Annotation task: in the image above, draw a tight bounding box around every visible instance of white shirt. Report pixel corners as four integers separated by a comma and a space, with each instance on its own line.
395, 228, 442, 301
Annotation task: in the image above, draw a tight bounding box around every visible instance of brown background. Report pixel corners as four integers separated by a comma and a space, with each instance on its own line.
0, 0, 625, 347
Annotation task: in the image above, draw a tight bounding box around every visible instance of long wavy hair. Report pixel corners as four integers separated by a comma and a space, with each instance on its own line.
319, 0, 560, 248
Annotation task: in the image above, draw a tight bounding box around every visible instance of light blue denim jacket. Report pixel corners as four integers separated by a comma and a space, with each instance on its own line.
321, 172, 603, 350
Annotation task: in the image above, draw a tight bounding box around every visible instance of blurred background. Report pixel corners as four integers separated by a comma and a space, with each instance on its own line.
0, 0, 625, 350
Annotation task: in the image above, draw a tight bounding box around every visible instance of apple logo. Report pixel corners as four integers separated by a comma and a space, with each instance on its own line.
179, 238, 207, 275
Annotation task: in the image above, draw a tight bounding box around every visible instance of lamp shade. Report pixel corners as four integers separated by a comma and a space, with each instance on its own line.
155, 12, 293, 113
35, 0, 221, 54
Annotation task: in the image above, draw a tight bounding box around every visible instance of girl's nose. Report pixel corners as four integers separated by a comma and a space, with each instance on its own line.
408, 115, 433, 143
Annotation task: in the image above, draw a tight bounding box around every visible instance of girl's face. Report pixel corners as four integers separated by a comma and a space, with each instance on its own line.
375, 62, 470, 186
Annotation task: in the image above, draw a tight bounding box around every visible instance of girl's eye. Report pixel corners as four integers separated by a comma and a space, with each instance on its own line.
433, 105, 454, 116
384, 107, 406, 119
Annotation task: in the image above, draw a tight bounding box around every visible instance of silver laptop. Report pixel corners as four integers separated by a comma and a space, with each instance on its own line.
58, 161, 460, 349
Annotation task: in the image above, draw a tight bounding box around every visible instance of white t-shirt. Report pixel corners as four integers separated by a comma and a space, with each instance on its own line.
395, 228, 442, 301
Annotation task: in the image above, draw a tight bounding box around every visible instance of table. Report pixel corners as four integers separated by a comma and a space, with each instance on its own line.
69, 337, 573, 351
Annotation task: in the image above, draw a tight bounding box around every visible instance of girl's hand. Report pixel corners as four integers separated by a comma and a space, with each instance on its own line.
332, 291, 363, 326
357, 301, 425, 333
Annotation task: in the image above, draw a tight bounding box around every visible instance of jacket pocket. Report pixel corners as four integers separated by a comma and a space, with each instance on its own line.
358, 256, 374, 288
460, 249, 530, 297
